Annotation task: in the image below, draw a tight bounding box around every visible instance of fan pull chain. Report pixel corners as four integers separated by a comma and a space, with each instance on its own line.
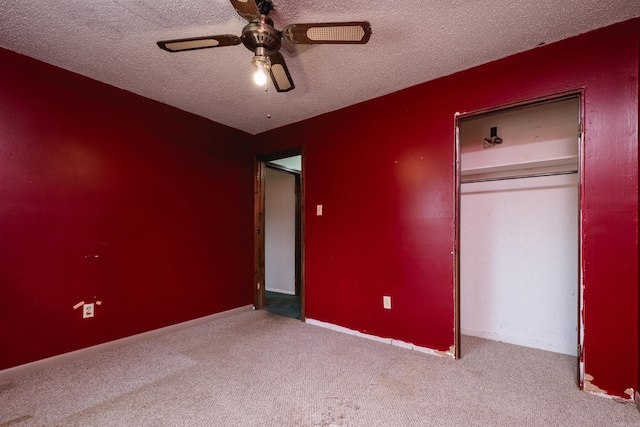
266, 76, 272, 119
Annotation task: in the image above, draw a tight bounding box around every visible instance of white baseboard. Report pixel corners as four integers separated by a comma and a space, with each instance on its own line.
461, 328, 577, 356
306, 318, 454, 359
0, 305, 253, 381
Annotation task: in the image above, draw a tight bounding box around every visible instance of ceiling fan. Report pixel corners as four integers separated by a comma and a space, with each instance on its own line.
157, 0, 372, 92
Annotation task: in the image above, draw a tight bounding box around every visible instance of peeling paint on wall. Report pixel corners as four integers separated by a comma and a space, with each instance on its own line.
407, 342, 455, 360
583, 373, 611, 398
583, 373, 640, 402
434, 345, 456, 359
583, 374, 636, 402
306, 318, 456, 359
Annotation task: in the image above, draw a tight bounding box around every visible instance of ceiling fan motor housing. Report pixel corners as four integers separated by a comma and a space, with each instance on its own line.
241, 15, 281, 56
157, 0, 371, 93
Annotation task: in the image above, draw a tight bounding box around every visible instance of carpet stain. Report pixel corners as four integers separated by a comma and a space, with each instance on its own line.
313, 397, 359, 426
0, 415, 33, 427
0, 382, 15, 393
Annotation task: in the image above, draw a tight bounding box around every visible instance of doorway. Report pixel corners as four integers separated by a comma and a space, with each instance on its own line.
254, 151, 304, 320
455, 93, 583, 382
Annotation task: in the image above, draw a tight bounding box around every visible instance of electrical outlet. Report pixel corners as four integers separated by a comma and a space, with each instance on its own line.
383, 296, 391, 310
83, 303, 95, 318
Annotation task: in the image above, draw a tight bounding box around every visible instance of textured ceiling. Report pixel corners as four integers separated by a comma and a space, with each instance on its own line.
1, 1, 638, 134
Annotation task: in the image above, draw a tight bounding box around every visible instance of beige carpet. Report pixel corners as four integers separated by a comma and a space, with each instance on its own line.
1, 310, 638, 426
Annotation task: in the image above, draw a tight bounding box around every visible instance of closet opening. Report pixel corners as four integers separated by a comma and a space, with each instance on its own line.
454, 92, 584, 386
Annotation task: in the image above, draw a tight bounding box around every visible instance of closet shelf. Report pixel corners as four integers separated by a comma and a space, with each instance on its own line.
460, 155, 578, 176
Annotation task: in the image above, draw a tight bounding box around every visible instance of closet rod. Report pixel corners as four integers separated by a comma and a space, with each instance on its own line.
461, 169, 578, 184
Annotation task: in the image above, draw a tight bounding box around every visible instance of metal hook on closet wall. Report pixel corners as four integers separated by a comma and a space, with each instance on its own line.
483, 126, 503, 148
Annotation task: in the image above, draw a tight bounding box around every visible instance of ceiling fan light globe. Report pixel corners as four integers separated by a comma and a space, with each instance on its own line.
254, 68, 268, 86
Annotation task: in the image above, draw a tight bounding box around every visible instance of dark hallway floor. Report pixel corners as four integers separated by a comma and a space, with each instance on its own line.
265, 291, 301, 320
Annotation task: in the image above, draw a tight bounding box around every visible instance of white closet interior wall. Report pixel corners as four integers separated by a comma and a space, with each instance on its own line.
459, 97, 580, 356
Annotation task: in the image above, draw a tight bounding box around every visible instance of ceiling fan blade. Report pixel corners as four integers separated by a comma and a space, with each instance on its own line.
229, 0, 261, 21
268, 52, 295, 92
282, 22, 372, 44
157, 35, 241, 52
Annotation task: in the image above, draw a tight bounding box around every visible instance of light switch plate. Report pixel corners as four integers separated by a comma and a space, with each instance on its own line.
383, 296, 391, 309
317, 205, 323, 216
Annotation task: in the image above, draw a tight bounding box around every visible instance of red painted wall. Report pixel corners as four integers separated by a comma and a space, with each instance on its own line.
255, 19, 639, 398
0, 49, 254, 370
1, 18, 637, 399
